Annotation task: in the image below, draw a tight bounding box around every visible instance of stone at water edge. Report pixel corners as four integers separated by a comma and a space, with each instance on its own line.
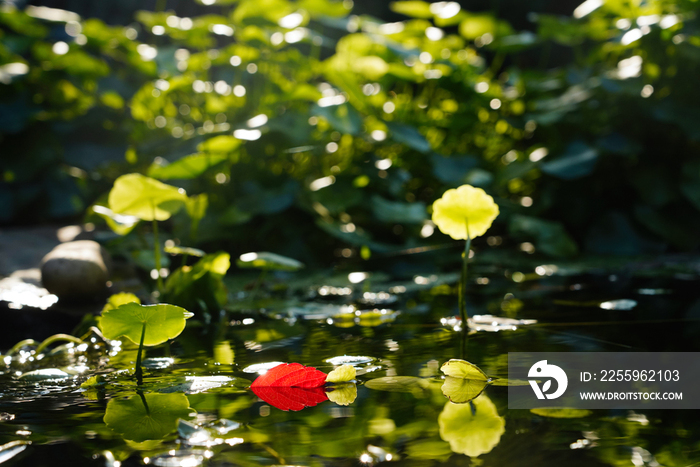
40, 240, 112, 301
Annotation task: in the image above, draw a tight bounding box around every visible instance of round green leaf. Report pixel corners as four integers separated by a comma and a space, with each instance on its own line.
442, 376, 489, 404
104, 393, 194, 442
108, 173, 188, 221
440, 359, 489, 381
100, 302, 192, 346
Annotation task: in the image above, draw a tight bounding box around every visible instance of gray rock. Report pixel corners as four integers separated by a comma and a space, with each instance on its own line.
41, 240, 111, 300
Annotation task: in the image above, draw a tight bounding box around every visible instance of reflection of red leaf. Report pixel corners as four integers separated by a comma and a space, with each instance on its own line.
251, 386, 328, 411
250, 363, 327, 389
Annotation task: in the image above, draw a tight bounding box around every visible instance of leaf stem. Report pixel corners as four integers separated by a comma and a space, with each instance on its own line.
152, 218, 164, 293
459, 220, 472, 326
137, 390, 150, 415
35, 334, 83, 355
135, 322, 147, 386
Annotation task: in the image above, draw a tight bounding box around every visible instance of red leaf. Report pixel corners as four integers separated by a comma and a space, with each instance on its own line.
250, 363, 327, 389
251, 386, 328, 411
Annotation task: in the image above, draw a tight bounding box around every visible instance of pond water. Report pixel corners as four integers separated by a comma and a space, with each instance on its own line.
1, 263, 699, 467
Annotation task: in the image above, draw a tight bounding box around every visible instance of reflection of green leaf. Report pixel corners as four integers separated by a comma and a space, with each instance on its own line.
441, 377, 489, 404
237, 252, 304, 271
530, 408, 592, 418
214, 340, 235, 365
100, 302, 192, 346
104, 393, 194, 442
441, 359, 489, 380
148, 154, 227, 180
326, 384, 357, 406
438, 395, 505, 457
365, 377, 430, 397
108, 174, 188, 221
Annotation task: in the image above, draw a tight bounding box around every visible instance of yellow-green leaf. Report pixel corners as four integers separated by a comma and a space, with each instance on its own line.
100, 302, 192, 346
326, 364, 356, 383
441, 376, 489, 403
108, 173, 188, 221
440, 359, 489, 381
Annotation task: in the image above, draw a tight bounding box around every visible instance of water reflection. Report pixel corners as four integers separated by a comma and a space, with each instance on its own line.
438, 395, 505, 457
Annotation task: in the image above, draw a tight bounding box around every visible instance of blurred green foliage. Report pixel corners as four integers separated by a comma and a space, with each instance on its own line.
1, 0, 700, 265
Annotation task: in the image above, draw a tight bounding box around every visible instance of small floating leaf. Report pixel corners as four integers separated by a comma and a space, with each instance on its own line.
251, 386, 328, 411
237, 252, 304, 271
441, 376, 489, 404
326, 384, 357, 406
104, 393, 194, 442
326, 365, 356, 383
100, 302, 192, 346
250, 363, 327, 388
440, 359, 489, 381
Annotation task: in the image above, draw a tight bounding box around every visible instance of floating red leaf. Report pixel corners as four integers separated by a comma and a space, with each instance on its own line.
251, 386, 328, 411
250, 363, 327, 389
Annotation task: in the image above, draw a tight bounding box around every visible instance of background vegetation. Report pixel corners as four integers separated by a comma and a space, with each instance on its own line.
2, 0, 699, 271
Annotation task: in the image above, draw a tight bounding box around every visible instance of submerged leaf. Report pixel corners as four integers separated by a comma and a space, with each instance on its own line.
100, 302, 192, 346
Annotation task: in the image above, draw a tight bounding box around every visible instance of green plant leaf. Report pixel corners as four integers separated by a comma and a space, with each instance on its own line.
104, 393, 194, 442
91, 204, 140, 236
108, 174, 188, 221
387, 122, 431, 153
371, 195, 427, 224
164, 253, 231, 312
541, 142, 598, 180
100, 302, 192, 346
441, 376, 489, 403
147, 154, 227, 180
164, 245, 205, 257
102, 292, 141, 314
440, 359, 489, 380
237, 252, 304, 271
390, 1, 432, 18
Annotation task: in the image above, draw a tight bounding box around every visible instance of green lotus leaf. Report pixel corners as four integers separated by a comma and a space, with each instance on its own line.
530, 408, 592, 418
104, 393, 194, 442
100, 302, 192, 346
108, 173, 188, 221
